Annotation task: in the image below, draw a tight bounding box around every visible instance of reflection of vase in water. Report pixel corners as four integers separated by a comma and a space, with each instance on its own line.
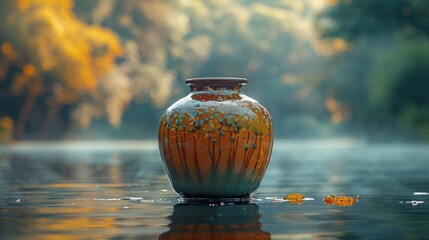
159, 204, 271, 240
158, 77, 274, 201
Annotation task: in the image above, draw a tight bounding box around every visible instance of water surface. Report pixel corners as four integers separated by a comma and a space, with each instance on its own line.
1, 141, 428, 239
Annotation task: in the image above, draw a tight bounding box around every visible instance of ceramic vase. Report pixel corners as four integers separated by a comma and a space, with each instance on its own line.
158, 77, 273, 202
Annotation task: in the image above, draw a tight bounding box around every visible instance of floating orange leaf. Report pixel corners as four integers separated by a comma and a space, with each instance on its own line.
283, 193, 305, 204
323, 194, 360, 206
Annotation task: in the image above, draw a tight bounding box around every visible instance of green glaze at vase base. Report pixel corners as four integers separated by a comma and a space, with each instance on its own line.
167, 170, 263, 200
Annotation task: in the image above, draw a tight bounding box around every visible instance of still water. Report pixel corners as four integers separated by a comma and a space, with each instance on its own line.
1, 140, 428, 239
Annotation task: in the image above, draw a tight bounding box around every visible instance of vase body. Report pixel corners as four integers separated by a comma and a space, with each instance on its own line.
158, 77, 273, 200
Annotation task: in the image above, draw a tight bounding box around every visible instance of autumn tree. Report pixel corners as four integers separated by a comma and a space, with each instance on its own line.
0, 0, 122, 139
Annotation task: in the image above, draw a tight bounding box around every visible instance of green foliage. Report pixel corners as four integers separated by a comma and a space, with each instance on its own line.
367, 39, 429, 139
318, 0, 429, 141
318, 0, 429, 41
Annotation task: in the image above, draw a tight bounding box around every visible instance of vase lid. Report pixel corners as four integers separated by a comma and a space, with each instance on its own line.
185, 77, 247, 85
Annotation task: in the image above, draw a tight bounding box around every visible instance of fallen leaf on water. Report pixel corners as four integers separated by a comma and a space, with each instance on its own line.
323, 194, 360, 206
283, 193, 305, 204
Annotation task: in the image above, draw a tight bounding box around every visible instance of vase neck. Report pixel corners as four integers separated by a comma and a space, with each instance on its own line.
186, 77, 247, 92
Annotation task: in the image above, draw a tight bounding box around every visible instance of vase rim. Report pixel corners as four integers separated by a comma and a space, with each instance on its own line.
185, 77, 248, 85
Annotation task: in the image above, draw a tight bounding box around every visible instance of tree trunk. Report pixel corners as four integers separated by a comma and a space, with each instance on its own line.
39, 103, 61, 139
15, 91, 38, 139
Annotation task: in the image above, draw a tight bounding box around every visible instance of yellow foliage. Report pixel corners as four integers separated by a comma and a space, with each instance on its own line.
1, 0, 123, 102
17, 0, 74, 13
326, 0, 339, 5
325, 97, 349, 124
331, 38, 349, 51
22, 64, 35, 76
1, 42, 15, 57
0, 117, 14, 142
314, 38, 349, 56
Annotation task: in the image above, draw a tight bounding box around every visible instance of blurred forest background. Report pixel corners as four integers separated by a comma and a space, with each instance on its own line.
0, 0, 428, 142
